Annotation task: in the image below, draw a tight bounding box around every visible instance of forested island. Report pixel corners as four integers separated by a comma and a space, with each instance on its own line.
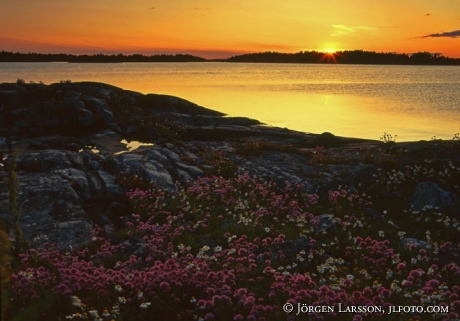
1, 50, 460, 65
225, 50, 460, 65
0, 51, 206, 63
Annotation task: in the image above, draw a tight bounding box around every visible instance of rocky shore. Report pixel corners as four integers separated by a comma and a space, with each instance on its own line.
1, 81, 459, 249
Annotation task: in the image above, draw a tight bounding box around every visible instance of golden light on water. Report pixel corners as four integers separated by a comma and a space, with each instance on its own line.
1, 63, 458, 142
184, 87, 459, 142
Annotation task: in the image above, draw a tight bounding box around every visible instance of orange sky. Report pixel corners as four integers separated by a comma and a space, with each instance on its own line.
1, 0, 459, 59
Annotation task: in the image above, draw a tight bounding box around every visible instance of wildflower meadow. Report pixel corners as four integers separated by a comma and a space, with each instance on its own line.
4, 162, 460, 321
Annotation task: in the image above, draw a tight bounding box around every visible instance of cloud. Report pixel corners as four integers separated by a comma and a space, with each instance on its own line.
149, 7, 155, 10
331, 25, 375, 37
421, 30, 460, 38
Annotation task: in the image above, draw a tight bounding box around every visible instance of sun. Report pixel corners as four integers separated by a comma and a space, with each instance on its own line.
319, 48, 342, 63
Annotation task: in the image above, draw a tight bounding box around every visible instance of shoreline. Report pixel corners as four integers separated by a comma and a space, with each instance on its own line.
2, 79, 456, 142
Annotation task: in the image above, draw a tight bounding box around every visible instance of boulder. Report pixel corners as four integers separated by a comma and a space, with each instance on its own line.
52, 168, 91, 200
0, 173, 92, 249
316, 132, 342, 147
83, 96, 115, 126
411, 182, 460, 216
400, 238, 428, 250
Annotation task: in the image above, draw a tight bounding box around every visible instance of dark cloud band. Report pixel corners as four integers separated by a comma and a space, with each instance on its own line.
422, 30, 460, 38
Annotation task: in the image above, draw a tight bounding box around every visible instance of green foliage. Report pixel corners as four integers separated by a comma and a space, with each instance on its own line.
0, 228, 11, 321
235, 139, 265, 155
9, 293, 57, 321
4, 150, 26, 255
201, 150, 239, 179
213, 158, 238, 179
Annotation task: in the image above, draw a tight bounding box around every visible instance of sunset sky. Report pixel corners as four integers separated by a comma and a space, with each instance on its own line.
1, 0, 459, 59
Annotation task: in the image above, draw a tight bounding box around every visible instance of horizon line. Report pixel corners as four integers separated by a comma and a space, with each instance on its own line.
2, 49, 460, 60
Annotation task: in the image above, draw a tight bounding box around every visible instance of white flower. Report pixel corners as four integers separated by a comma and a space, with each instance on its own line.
88, 310, 99, 318
413, 289, 424, 296
71, 296, 85, 310
111, 305, 120, 317
115, 284, 123, 293
140, 302, 151, 309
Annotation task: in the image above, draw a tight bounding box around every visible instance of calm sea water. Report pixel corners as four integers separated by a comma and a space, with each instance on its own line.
1, 62, 459, 141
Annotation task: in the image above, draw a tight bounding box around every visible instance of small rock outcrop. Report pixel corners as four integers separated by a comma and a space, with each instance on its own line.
412, 182, 460, 216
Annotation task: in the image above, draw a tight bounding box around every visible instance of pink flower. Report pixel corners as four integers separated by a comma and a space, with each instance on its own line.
159, 281, 171, 292
401, 280, 412, 287
342, 278, 353, 287
362, 287, 373, 296
204, 313, 214, 320
204, 300, 214, 309
237, 248, 247, 256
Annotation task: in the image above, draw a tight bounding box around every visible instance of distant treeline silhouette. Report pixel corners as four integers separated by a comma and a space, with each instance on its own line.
1, 50, 459, 65
226, 50, 460, 65
0, 51, 206, 63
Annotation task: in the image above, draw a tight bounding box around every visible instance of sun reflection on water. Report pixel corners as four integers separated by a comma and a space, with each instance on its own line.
1, 63, 459, 141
